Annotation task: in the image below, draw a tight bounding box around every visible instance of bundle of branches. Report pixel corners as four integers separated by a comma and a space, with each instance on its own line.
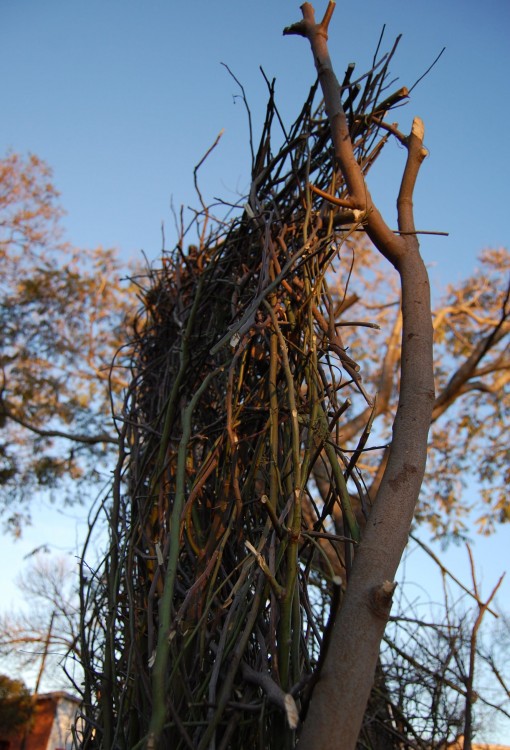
78, 23, 423, 750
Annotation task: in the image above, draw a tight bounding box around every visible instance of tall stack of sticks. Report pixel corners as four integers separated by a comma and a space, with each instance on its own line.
79, 39, 410, 749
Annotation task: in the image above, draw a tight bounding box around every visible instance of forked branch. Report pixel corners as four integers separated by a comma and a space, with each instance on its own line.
284, 1, 428, 268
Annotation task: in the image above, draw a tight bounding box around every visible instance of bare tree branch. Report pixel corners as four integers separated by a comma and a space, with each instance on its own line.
286, 5, 434, 748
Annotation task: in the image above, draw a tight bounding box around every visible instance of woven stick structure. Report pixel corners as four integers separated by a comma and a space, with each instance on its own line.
79, 36, 413, 749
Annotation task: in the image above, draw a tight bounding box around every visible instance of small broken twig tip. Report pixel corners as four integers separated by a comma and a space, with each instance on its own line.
369, 580, 397, 618
411, 116, 425, 142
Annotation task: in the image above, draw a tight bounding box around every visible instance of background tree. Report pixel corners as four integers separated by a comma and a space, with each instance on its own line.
0, 152, 134, 533
321, 243, 510, 543
0, 554, 82, 695
373, 542, 509, 749
0, 674, 33, 737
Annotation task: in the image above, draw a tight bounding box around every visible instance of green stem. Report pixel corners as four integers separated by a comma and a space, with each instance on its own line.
269, 330, 280, 512
317, 404, 361, 544
147, 366, 221, 747
263, 300, 302, 689
154, 274, 206, 478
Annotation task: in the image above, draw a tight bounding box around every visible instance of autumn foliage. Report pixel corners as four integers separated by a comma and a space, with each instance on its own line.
0, 152, 132, 532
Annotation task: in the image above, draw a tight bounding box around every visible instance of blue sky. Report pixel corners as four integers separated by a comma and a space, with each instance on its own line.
2, 1, 509, 275
1, 0, 510, 740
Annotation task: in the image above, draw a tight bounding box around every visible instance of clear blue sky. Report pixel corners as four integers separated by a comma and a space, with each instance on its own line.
1, 0, 510, 740
2, 0, 509, 275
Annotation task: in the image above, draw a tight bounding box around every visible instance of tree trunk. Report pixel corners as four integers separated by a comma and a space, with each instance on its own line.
284, 5, 435, 748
